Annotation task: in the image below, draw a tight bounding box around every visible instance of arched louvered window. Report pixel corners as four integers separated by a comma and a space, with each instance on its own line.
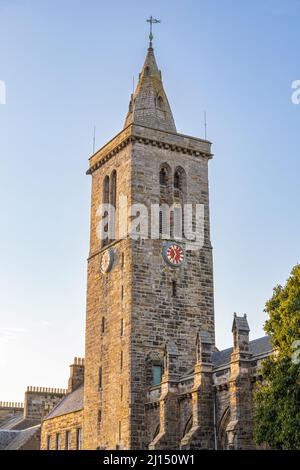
103, 175, 109, 204
174, 166, 186, 192
102, 175, 110, 247
110, 170, 117, 209
156, 95, 163, 108
159, 167, 168, 186
159, 163, 171, 187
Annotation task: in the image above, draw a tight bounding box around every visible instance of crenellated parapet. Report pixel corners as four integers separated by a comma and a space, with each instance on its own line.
0, 401, 24, 409
26, 386, 68, 394
24, 387, 67, 422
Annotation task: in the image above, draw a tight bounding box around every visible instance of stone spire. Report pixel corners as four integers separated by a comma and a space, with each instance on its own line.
124, 45, 177, 132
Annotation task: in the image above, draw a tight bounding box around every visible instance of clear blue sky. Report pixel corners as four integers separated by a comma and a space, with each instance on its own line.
0, 0, 299, 401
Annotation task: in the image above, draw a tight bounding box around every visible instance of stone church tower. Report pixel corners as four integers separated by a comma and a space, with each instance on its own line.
83, 40, 215, 450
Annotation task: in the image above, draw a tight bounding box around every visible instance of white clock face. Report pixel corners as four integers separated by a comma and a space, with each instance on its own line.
100, 249, 114, 274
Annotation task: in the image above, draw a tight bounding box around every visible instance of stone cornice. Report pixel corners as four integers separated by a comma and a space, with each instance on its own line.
86, 124, 213, 176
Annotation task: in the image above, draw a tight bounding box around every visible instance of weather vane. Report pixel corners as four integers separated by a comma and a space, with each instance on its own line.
146, 16, 161, 47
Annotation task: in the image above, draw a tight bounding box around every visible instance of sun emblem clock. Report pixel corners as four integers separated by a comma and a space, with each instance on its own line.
162, 242, 185, 268
100, 248, 114, 274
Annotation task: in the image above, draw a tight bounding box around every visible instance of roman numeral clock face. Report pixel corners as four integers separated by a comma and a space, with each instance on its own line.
162, 242, 185, 268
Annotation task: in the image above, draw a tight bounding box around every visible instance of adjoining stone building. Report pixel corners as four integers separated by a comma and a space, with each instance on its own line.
3, 36, 274, 450
0, 387, 67, 450
40, 358, 84, 450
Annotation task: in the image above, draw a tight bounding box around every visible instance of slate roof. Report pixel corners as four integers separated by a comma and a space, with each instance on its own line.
232, 314, 250, 332
0, 430, 17, 450
124, 45, 177, 132
0, 425, 40, 450
5, 425, 40, 450
45, 385, 84, 420
212, 336, 272, 368
0, 413, 23, 430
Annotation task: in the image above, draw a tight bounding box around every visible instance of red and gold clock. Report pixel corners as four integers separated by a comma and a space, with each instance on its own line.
162, 242, 185, 268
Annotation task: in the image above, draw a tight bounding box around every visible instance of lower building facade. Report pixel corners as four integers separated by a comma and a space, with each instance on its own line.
39, 315, 272, 450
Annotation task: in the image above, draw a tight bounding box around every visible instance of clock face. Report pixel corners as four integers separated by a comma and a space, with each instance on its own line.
100, 249, 114, 274
163, 243, 185, 268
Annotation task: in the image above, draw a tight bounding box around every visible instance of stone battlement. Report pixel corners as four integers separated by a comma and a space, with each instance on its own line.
0, 401, 23, 409
26, 387, 67, 394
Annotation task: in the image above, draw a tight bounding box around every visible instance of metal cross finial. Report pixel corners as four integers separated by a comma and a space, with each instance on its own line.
146, 16, 161, 47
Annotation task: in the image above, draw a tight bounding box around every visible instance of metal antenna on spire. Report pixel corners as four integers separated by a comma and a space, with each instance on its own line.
204, 111, 207, 140
93, 126, 96, 154
146, 16, 161, 47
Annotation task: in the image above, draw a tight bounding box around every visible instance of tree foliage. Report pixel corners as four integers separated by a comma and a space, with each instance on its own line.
254, 264, 300, 450
264, 264, 300, 357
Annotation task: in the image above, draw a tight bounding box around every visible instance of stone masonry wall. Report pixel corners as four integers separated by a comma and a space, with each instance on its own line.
83, 137, 133, 450
83, 123, 214, 450
41, 411, 83, 450
24, 387, 67, 422
129, 128, 214, 449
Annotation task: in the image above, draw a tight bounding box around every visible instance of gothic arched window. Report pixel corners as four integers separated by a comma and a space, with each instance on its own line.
102, 175, 110, 247
103, 175, 109, 204
146, 352, 163, 387
152, 365, 162, 385
110, 170, 117, 209
159, 164, 171, 188
159, 167, 168, 186
156, 95, 163, 108
174, 166, 186, 192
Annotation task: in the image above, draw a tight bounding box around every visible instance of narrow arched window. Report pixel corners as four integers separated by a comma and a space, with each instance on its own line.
174, 170, 180, 190
174, 166, 186, 192
152, 365, 162, 385
102, 175, 110, 247
103, 175, 109, 204
109, 170, 117, 242
159, 211, 163, 236
110, 170, 117, 209
156, 95, 163, 108
159, 167, 168, 186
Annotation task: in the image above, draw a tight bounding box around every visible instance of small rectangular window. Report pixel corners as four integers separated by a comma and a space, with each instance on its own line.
56, 433, 61, 450
172, 280, 177, 297
120, 384, 123, 400
120, 351, 123, 370
120, 319, 124, 337
152, 365, 162, 386
76, 428, 82, 450
99, 367, 103, 389
65, 431, 71, 450
121, 285, 124, 300
159, 211, 163, 235
101, 317, 105, 334
121, 253, 124, 268
47, 435, 51, 450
